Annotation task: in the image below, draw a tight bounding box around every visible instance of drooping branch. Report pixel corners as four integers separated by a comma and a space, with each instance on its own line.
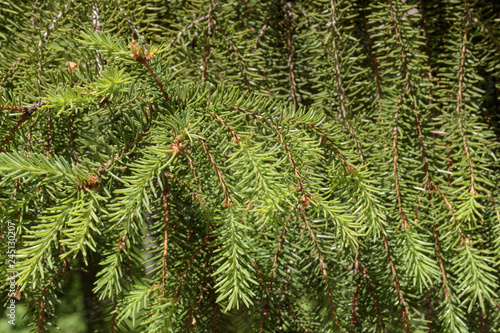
0, 58, 24, 89
202, 0, 215, 84
161, 185, 170, 288
0, 101, 46, 153
119, 5, 146, 52
382, 232, 410, 333
201, 108, 241, 143
283, 0, 299, 106
198, 138, 232, 207
387, 0, 432, 186
329, 0, 364, 163
91, 1, 104, 73
391, 98, 409, 229
167, 15, 210, 49
213, 22, 251, 89
433, 225, 451, 300
299, 210, 338, 329
455, 0, 476, 195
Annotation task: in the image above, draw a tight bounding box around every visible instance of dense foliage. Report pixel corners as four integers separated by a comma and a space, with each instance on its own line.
1, 0, 500, 332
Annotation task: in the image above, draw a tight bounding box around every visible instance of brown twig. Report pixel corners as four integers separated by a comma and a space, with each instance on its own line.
391, 98, 409, 229
213, 22, 250, 89
433, 225, 451, 300
141, 61, 170, 102
92, 1, 104, 73
68, 117, 78, 164
119, 5, 146, 52
253, 15, 272, 49
176, 236, 209, 298
382, 232, 410, 332
360, 263, 385, 332
168, 15, 210, 49
288, 304, 310, 332
283, 0, 299, 106
110, 291, 117, 333
0, 58, 23, 88
299, 210, 338, 329
161, 185, 170, 288
198, 138, 232, 207
203, 109, 240, 143
0, 102, 46, 153
202, 1, 215, 84
455, 0, 476, 195
329, 0, 364, 163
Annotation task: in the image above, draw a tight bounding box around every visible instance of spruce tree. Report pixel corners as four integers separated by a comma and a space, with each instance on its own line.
1, 0, 500, 332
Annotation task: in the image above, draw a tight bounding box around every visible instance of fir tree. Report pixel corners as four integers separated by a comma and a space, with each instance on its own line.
1, 0, 500, 332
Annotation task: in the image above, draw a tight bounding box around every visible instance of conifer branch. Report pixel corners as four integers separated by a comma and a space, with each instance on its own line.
68, 117, 78, 164
110, 291, 117, 333
472, 15, 500, 53
38, 0, 75, 50
360, 0, 383, 105
45, 114, 52, 156
391, 98, 409, 229
0, 58, 23, 88
283, 0, 299, 106
250, 260, 270, 298
329, 0, 364, 163
161, 185, 170, 287
382, 232, 410, 333
271, 225, 287, 280
418, 0, 435, 94
203, 108, 241, 143
37, 297, 45, 333
431, 184, 463, 235
426, 291, 433, 332
387, 0, 431, 185
433, 225, 451, 300
224, 103, 306, 192
164, 172, 203, 203
119, 5, 146, 52
91, 1, 104, 72
0, 101, 46, 153
213, 22, 250, 89
456, 0, 476, 195
350, 273, 360, 331
167, 15, 210, 49
270, 121, 304, 192
253, 15, 272, 49
198, 138, 232, 206
360, 264, 385, 332
97, 121, 150, 175
141, 61, 170, 102
289, 304, 310, 333
202, 0, 215, 84
176, 238, 208, 298
299, 210, 338, 329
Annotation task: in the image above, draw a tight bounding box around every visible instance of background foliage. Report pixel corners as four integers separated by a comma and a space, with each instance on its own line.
1, 0, 500, 332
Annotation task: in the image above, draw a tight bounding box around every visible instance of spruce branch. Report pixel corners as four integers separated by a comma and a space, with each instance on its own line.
0, 101, 46, 153
161, 185, 170, 288
119, 5, 146, 52
0, 58, 23, 89
455, 0, 477, 195
167, 15, 210, 49
329, 0, 364, 163
382, 232, 410, 333
299, 210, 339, 330
283, 0, 299, 106
202, 0, 215, 84
198, 138, 232, 207
213, 22, 250, 89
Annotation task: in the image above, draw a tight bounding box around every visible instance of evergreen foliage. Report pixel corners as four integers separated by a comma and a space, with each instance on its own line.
1, 0, 500, 332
